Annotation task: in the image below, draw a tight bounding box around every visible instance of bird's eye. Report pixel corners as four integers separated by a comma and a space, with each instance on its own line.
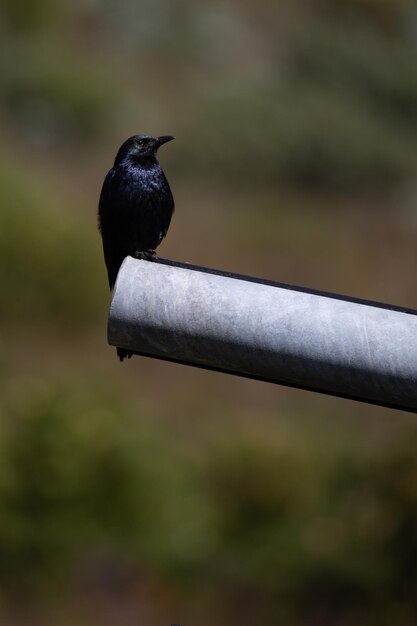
137, 139, 144, 146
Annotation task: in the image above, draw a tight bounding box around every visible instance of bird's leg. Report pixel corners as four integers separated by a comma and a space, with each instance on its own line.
134, 249, 157, 261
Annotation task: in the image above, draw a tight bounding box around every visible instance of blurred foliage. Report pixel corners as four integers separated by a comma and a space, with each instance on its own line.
0, 377, 220, 597
0, 0, 416, 187
0, 1, 416, 625
0, 0, 68, 33
0, 161, 104, 328
175, 80, 416, 192
0, 42, 118, 145
0, 378, 416, 625
316, 0, 416, 32
174, 12, 417, 192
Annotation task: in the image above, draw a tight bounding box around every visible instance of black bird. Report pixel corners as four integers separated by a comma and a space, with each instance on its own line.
98, 134, 175, 361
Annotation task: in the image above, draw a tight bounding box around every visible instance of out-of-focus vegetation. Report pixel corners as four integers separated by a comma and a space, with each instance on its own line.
0, 1, 416, 625
0, 161, 103, 327
0, 377, 416, 625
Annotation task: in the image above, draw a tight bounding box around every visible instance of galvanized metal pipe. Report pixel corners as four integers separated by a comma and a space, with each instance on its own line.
108, 257, 417, 412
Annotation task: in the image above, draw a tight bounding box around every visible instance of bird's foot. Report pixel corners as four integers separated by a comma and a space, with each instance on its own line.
134, 249, 157, 261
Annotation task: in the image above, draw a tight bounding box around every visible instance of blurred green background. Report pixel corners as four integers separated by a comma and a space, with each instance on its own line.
0, 1, 416, 624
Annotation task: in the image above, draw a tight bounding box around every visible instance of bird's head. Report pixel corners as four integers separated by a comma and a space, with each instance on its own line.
114, 134, 174, 164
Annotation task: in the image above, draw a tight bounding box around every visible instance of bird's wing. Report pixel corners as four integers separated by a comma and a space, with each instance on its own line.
98, 168, 128, 288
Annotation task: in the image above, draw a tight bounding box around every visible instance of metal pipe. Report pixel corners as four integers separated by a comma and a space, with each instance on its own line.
108, 257, 417, 413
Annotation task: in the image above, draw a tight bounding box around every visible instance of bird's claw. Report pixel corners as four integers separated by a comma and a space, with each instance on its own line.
134, 249, 157, 261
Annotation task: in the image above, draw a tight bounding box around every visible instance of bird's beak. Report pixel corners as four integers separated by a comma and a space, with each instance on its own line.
156, 135, 174, 148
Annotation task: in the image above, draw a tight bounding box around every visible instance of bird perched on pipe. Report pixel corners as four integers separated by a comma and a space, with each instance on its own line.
98, 134, 175, 361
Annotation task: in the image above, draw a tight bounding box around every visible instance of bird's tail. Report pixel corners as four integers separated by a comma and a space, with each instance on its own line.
117, 347, 133, 362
